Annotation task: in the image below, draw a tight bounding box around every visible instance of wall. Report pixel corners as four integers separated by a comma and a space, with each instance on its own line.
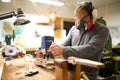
0, 0, 120, 46
0, 0, 74, 19
97, 2, 120, 26
97, 2, 120, 46
0, 0, 75, 48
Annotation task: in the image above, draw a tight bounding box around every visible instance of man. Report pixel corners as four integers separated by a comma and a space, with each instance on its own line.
49, 1, 109, 80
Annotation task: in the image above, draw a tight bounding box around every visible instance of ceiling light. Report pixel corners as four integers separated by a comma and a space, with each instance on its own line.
1, 0, 11, 2
30, 0, 64, 6
49, 11, 56, 23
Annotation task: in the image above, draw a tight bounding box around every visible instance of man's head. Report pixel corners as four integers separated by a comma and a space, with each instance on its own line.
74, 1, 94, 21
74, 1, 95, 30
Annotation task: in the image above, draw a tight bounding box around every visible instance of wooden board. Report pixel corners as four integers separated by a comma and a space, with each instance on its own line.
34, 59, 55, 70
2, 58, 55, 80
0, 59, 4, 80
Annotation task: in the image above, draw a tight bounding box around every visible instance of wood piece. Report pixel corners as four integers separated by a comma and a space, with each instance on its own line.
68, 57, 105, 68
1, 58, 55, 80
0, 59, 5, 80
34, 60, 55, 70
68, 64, 81, 80
54, 59, 68, 80
54, 59, 81, 80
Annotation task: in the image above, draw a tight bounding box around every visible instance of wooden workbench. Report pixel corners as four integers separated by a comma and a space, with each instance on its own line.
0, 54, 105, 80
1, 58, 55, 80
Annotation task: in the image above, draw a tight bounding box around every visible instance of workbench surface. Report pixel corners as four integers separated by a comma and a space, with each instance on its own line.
1, 58, 55, 80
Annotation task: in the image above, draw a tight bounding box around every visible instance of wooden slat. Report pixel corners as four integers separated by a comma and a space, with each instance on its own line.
54, 58, 81, 80
54, 59, 68, 80
54, 59, 67, 68
0, 59, 5, 80
68, 57, 105, 68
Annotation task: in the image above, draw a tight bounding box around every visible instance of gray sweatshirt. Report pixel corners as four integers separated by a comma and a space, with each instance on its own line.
62, 22, 109, 80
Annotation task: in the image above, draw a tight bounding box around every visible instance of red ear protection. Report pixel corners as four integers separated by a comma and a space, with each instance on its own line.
85, 21, 95, 31
75, 21, 95, 31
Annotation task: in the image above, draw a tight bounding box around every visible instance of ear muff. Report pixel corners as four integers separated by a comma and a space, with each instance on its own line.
75, 20, 95, 31
92, 9, 98, 19
80, 1, 94, 13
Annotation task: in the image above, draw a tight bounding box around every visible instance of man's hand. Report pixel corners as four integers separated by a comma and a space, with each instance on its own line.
49, 42, 63, 56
